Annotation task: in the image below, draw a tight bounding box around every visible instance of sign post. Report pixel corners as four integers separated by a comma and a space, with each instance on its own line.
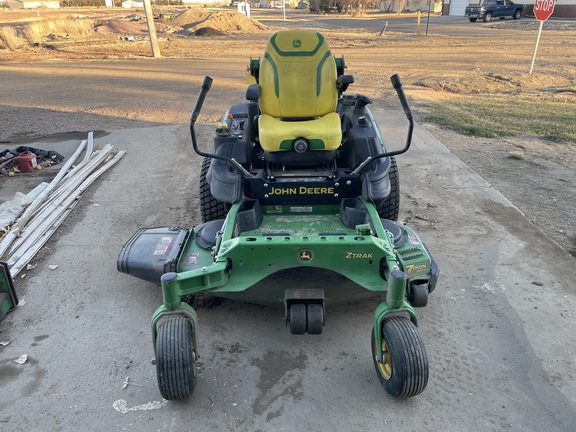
529, 0, 556, 74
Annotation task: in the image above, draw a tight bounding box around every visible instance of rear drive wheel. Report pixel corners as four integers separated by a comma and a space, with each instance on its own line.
513, 9, 521, 19
469, 18, 477, 22
200, 157, 228, 223
156, 316, 197, 400
376, 156, 400, 221
483, 12, 493, 22
372, 316, 428, 398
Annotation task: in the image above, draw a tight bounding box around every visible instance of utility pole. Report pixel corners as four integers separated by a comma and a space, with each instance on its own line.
143, 0, 161, 58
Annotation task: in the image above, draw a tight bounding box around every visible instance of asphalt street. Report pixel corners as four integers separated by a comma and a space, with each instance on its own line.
1, 108, 575, 431
254, 11, 537, 36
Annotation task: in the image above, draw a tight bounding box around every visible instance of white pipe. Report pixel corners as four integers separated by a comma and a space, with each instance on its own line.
0, 138, 87, 259
29, 144, 113, 223
7, 145, 114, 256
34, 132, 96, 216
8, 151, 126, 277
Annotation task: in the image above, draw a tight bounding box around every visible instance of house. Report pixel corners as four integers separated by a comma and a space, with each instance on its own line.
4, 0, 60, 8
121, 0, 144, 8
441, 0, 576, 18
380, 0, 443, 13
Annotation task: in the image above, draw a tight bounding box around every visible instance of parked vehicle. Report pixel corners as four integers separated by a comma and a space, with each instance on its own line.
465, 0, 524, 22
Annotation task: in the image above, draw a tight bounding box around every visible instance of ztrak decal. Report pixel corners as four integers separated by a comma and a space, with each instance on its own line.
269, 186, 335, 196
346, 252, 374, 259
298, 249, 313, 262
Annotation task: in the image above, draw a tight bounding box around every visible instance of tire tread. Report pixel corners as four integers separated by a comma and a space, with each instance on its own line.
376, 156, 400, 221
200, 158, 228, 223
156, 316, 196, 400
373, 315, 428, 398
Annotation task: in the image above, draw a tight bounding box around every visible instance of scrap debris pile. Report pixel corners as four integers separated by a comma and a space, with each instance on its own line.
0, 146, 64, 177
0, 133, 125, 278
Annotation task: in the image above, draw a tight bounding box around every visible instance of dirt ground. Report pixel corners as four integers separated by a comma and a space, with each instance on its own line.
0, 7, 575, 256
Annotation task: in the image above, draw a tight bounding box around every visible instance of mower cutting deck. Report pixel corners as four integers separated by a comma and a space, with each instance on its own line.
118, 30, 439, 401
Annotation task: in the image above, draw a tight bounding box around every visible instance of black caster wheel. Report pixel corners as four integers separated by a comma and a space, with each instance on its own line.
289, 303, 307, 335
306, 303, 324, 335
408, 283, 428, 308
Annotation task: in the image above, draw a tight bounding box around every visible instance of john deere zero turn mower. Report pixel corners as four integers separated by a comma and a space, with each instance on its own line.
118, 30, 439, 401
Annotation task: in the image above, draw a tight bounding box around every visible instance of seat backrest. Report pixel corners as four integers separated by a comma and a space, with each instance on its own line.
259, 31, 338, 119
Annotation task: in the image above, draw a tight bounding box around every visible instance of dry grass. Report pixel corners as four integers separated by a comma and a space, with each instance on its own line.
48, 17, 94, 37
0, 26, 24, 50
423, 95, 576, 142
23, 22, 45, 44
2, 18, 94, 50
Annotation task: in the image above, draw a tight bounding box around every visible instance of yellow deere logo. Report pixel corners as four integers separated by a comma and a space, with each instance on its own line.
298, 249, 313, 262
293, 39, 302, 48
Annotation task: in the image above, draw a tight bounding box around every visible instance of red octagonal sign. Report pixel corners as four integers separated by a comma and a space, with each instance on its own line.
534, 0, 556, 21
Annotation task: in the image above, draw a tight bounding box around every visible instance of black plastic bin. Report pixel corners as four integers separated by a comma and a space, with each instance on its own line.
117, 227, 189, 285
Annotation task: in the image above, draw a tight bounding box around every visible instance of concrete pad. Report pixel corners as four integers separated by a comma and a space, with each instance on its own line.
0, 110, 574, 431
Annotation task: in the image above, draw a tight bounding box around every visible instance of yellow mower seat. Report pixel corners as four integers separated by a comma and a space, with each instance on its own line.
258, 31, 342, 154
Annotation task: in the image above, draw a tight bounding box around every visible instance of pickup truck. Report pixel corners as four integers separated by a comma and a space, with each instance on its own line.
465, 0, 525, 22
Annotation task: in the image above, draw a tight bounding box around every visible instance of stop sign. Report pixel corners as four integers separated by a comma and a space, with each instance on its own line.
534, 0, 556, 21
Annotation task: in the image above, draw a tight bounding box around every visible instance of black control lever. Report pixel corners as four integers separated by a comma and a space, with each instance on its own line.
190, 76, 253, 178
391, 74, 413, 121
191, 76, 213, 124
351, 74, 414, 175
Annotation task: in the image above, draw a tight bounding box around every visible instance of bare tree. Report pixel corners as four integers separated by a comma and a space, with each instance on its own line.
380, 0, 394, 12
310, 0, 321, 13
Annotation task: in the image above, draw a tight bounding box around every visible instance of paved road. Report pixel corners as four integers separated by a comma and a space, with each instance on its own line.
1, 108, 575, 431
254, 10, 534, 36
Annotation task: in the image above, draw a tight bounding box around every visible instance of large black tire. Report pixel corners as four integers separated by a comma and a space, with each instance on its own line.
483, 12, 493, 22
371, 316, 428, 398
513, 9, 521, 19
156, 316, 197, 401
469, 18, 477, 22
200, 157, 228, 223
376, 156, 400, 221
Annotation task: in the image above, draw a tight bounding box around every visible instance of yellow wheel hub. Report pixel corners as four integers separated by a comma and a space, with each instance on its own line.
375, 338, 392, 380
